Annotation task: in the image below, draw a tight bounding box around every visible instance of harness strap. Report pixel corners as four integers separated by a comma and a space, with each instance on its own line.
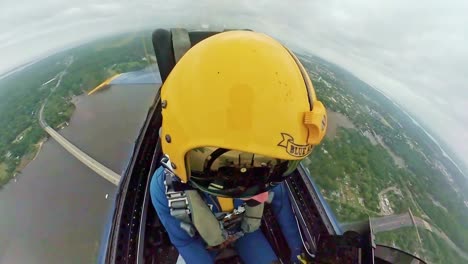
242, 203, 264, 233
186, 190, 226, 246
163, 164, 265, 247
164, 168, 196, 236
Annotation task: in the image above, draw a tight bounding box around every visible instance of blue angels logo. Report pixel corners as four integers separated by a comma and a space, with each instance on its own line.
277, 133, 313, 157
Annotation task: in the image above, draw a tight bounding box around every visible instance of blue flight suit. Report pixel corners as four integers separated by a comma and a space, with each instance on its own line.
150, 166, 303, 264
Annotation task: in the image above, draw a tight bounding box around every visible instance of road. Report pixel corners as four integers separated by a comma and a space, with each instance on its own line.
372, 212, 413, 233
371, 212, 468, 261
38, 63, 121, 186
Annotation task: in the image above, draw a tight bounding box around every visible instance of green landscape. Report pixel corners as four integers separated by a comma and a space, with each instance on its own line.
0, 32, 152, 188
299, 54, 468, 263
0, 32, 466, 263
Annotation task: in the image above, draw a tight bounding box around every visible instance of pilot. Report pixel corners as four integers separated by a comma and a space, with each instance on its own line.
150, 31, 327, 264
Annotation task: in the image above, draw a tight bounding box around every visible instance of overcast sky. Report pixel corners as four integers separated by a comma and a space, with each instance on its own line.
0, 0, 467, 169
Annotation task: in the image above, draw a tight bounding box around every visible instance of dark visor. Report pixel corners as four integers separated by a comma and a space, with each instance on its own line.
186, 147, 300, 198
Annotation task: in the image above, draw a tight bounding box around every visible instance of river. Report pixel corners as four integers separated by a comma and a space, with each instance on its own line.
0, 83, 159, 263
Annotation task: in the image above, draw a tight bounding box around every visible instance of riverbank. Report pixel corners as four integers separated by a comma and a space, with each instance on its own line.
31, 137, 48, 162
0, 99, 75, 189
0, 68, 155, 189
0, 137, 49, 187
0, 162, 8, 185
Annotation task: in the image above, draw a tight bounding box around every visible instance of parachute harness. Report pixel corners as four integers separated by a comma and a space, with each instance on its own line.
162, 155, 264, 248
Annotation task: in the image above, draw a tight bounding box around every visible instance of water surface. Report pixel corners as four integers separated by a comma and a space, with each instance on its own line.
0, 83, 159, 263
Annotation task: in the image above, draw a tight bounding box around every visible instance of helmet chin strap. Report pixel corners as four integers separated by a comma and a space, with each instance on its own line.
161, 154, 180, 178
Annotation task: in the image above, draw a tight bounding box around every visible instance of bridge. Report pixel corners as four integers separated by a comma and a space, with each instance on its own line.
37, 67, 161, 186
38, 75, 121, 186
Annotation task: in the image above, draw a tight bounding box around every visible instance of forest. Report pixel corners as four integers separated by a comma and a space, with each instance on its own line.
299, 54, 468, 257
376, 227, 466, 264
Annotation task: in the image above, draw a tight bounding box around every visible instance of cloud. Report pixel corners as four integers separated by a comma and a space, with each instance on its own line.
0, 0, 467, 167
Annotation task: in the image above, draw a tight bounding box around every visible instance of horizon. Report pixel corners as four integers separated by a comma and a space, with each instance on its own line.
1, 1, 467, 173
1, 32, 466, 177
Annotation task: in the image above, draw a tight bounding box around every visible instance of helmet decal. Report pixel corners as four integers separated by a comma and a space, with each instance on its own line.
277, 133, 312, 157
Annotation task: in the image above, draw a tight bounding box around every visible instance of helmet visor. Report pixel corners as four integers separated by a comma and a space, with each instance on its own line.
186, 147, 300, 198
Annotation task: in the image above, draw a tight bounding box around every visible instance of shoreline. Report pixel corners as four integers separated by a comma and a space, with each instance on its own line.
1, 68, 154, 188
1, 72, 96, 188
0, 103, 74, 188
2, 81, 95, 187
0, 139, 48, 187
15, 137, 48, 175
32, 138, 48, 162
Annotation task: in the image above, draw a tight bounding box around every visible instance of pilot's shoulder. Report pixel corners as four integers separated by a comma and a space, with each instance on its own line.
150, 166, 166, 203
270, 182, 288, 212
154, 166, 166, 179
271, 182, 286, 198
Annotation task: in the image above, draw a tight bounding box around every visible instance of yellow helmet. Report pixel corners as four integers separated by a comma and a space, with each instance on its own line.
161, 31, 326, 196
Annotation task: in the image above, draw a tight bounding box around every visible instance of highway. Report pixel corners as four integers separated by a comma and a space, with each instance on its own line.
371, 212, 468, 261
372, 212, 413, 233
43, 126, 120, 186
38, 67, 121, 186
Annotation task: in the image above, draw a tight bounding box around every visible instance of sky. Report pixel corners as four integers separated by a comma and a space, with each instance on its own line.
0, 0, 467, 169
